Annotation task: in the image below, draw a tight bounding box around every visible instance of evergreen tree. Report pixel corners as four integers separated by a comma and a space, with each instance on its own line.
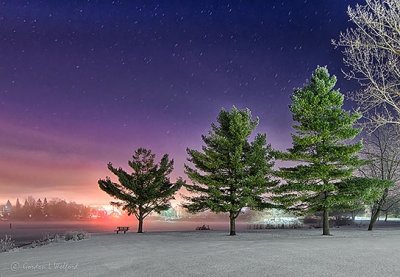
35, 198, 43, 218
274, 67, 386, 235
13, 198, 22, 219
98, 148, 182, 233
3, 200, 12, 218
15, 199, 21, 209
43, 198, 49, 218
5, 200, 12, 210
22, 199, 30, 219
183, 107, 277, 236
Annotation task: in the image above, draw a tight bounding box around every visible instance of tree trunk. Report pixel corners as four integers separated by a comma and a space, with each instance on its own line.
229, 213, 236, 236
137, 217, 144, 233
368, 206, 381, 231
369, 189, 388, 230
322, 208, 330, 236
385, 212, 388, 222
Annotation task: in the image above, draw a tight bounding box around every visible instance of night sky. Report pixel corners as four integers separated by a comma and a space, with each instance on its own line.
0, 0, 361, 205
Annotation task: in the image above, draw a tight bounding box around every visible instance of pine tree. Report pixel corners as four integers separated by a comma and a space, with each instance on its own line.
22, 199, 30, 219
98, 148, 182, 233
35, 198, 43, 218
15, 199, 21, 209
183, 107, 277, 236
43, 198, 49, 218
13, 199, 22, 219
274, 66, 385, 235
4, 200, 12, 218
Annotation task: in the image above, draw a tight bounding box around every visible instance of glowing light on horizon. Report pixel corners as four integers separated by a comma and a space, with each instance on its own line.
90, 204, 122, 217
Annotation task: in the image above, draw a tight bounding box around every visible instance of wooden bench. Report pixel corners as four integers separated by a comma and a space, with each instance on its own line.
115, 226, 129, 234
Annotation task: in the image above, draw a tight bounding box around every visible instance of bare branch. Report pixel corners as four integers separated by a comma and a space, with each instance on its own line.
333, 0, 400, 127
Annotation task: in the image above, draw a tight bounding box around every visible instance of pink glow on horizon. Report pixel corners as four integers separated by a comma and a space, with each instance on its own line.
0, 118, 190, 205
0, 110, 290, 206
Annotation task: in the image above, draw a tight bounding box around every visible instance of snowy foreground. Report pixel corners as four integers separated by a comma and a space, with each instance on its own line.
0, 228, 399, 277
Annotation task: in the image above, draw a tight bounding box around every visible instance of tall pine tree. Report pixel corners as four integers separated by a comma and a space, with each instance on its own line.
275, 66, 374, 235
43, 198, 49, 218
183, 107, 277, 236
99, 148, 182, 233
13, 199, 22, 219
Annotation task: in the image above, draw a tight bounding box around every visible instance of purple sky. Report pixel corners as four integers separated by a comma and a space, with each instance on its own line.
0, 0, 361, 205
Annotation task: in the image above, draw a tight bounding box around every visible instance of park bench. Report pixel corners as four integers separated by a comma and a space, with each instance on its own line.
115, 226, 129, 234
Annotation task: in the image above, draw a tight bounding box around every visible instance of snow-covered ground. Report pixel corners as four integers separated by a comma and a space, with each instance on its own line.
0, 228, 399, 277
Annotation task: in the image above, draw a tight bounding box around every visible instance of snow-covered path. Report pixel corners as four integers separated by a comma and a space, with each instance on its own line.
0, 228, 399, 277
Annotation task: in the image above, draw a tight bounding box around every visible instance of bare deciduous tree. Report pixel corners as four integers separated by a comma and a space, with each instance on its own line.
359, 125, 400, 230
381, 192, 400, 221
333, 0, 400, 128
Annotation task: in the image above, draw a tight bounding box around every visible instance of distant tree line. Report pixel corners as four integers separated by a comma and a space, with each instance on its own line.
5, 197, 92, 220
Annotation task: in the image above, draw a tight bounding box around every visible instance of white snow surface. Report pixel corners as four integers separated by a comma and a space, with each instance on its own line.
0, 228, 399, 277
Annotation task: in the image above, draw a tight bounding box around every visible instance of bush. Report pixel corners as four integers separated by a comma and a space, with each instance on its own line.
0, 235, 15, 252
334, 216, 353, 226
26, 233, 66, 249
24, 232, 89, 249
64, 231, 90, 241
42, 233, 62, 243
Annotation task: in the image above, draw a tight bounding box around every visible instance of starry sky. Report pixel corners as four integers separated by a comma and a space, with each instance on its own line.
0, 0, 361, 205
